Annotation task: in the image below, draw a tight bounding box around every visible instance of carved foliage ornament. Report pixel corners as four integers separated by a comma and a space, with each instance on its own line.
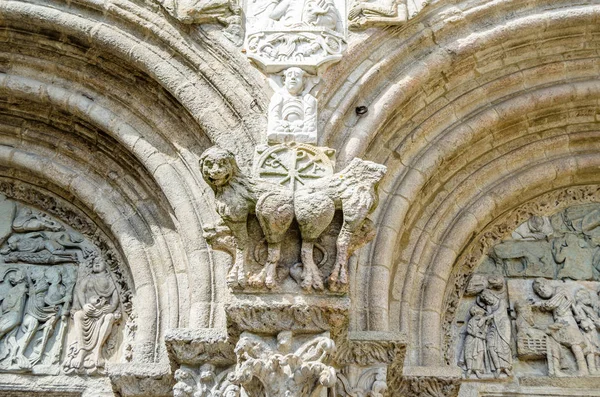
229, 331, 337, 397
0, 192, 130, 375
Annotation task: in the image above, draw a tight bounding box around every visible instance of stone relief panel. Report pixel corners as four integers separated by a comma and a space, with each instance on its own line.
0, 195, 129, 376
156, 0, 243, 45
453, 203, 600, 381
244, 0, 346, 73
347, 0, 428, 30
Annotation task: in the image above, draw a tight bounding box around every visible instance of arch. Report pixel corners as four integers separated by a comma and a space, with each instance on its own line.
0, 0, 268, 365
319, 0, 600, 369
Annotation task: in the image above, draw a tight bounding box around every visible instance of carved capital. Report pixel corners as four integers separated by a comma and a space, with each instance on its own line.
165, 329, 236, 367
391, 367, 461, 397
230, 331, 336, 397
335, 331, 406, 367
225, 295, 349, 336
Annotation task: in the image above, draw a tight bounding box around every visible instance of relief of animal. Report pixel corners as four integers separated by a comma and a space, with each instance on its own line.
199, 146, 386, 291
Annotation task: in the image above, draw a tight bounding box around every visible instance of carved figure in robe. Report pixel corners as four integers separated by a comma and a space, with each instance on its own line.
1, 231, 91, 264
0, 269, 28, 358
13, 267, 71, 369
463, 305, 488, 379
199, 146, 385, 291
12, 206, 63, 233
267, 67, 318, 145
477, 279, 512, 378
63, 257, 121, 373
348, 0, 406, 29
531, 278, 589, 376
572, 288, 600, 374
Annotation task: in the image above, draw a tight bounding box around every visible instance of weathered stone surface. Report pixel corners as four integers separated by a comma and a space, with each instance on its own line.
5, 0, 600, 396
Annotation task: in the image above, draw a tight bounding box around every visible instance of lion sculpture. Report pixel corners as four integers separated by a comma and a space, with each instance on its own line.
199, 146, 386, 291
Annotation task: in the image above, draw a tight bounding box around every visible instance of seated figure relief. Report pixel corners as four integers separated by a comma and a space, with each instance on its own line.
267, 67, 318, 145
63, 256, 122, 374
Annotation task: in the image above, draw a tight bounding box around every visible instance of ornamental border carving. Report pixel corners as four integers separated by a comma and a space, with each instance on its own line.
442, 185, 600, 363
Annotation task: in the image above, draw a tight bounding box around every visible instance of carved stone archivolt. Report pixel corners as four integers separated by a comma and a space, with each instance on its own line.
0, 193, 131, 376
453, 197, 600, 383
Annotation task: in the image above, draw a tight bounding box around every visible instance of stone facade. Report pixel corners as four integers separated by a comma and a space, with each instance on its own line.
2, 0, 600, 396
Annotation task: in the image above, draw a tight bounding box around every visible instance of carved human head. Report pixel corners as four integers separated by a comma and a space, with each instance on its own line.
282, 67, 306, 95
174, 368, 192, 382
45, 267, 61, 284
575, 288, 592, 305
199, 147, 239, 188
223, 384, 240, 397
199, 363, 215, 381
92, 257, 107, 273
7, 269, 25, 285
479, 289, 498, 305
532, 278, 554, 299
469, 305, 486, 317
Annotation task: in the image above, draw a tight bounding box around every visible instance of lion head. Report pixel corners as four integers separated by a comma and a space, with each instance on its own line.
199, 147, 240, 188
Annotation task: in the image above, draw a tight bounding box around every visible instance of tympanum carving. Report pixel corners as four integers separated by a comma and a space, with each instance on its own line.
0, 197, 126, 375
454, 203, 600, 380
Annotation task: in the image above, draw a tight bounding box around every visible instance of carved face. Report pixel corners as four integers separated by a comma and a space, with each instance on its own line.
283, 67, 305, 95
45, 267, 61, 284
479, 289, 498, 305
199, 148, 236, 187
223, 385, 240, 397
92, 258, 106, 273
470, 305, 486, 317
576, 289, 592, 305
7, 269, 25, 285
533, 279, 554, 299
